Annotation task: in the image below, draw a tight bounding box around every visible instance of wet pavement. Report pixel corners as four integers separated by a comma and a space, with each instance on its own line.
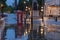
44, 17, 60, 40
5, 28, 15, 40
4, 28, 28, 40
1, 14, 60, 40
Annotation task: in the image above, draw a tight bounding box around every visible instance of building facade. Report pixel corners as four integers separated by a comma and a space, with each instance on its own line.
44, 0, 60, 40
44, 0, 60, 16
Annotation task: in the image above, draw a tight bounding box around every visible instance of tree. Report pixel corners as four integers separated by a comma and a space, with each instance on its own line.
17, 0, 32, 11
0, 0, 14, 13
0, 0, 7, 8
17, 0, 25, 11
3, 6, 14, 13
0, 0, 7, 12
17, 0, 44, 11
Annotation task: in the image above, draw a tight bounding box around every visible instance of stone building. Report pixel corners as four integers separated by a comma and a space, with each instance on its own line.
44, 0, 60, 16
44, 0, 60, 40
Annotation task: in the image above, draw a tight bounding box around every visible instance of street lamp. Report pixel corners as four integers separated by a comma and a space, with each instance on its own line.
23, 1, 28, 34
41, 8, 44, 12
41, 28, 44, 34
39, 0, 45, 39
26, 6, 28, 9
24, 1, 26, 4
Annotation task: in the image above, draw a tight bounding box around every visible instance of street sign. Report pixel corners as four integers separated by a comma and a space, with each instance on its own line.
16, 10, 24, 37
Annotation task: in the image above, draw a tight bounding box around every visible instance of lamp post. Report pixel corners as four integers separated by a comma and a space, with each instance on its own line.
41, 0, 45, 39
23, 1, 27, 34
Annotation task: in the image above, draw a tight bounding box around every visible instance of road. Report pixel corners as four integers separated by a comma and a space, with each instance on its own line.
4, 28, 28, 40
0, 13, 29, 40
2, 14, 60, 40
44, 17, 60, 40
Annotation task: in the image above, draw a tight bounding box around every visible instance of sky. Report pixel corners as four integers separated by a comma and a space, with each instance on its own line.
6, 0, 30, 6
45, 0, 59, 5
6, 0, 59, 6
6, 0, 19, 6
6, 0, 14, 6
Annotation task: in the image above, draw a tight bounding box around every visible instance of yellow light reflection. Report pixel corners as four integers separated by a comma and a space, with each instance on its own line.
41, 31, 43, 34
41, 9, 43, 11
41, 28, 44, 34
26, 31, 27, 34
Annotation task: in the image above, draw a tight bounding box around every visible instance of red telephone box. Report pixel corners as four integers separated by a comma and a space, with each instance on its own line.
16, 10, 24, 37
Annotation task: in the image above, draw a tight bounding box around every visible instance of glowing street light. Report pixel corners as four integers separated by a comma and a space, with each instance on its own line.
24, 1, 26, 4
28, 8, 30, 10
41, 28, 44, 34
26, 6, 28, 8
41, 9, 44, 12
1, 4, 4, 7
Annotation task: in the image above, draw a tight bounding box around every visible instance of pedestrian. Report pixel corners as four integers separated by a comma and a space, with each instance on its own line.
55, 17, 57, 22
